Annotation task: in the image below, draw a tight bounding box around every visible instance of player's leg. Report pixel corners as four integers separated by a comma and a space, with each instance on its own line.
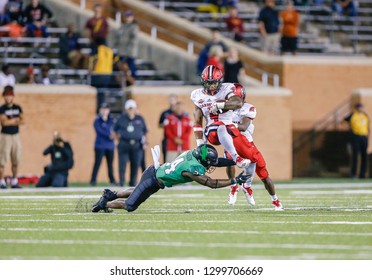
240, 162, 256, 206
226, 165, 239, 205
224, 150, 239, 205
124, 166, 162, 212
216, 125, 249, 168
92, 166, 161, 212
254, 150, 284, 211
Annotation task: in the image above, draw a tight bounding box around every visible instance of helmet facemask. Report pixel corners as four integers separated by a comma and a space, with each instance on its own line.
201, 66, 224, 96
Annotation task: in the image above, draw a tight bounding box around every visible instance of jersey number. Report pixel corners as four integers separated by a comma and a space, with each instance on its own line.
164, 158, 185, 174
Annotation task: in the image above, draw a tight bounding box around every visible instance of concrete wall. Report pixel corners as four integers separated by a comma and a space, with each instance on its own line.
1, 85, 292, 182
1, 85, 97, 182
282, 57, 372, 130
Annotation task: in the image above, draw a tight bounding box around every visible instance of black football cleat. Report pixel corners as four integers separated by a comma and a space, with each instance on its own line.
91, 196, 108, 212
11, 184, 22, 189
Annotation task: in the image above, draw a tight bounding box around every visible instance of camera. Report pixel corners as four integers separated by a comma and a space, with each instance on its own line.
54, 137, 63, 145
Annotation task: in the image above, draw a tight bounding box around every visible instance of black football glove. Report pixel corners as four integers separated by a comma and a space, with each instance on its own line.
235, 171, 249, 184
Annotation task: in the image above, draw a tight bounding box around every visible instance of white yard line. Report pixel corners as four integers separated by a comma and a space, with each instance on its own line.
0, 239, 371, 251
0, 219, 371, 225
0, 182, 371, 195
2, 227, 372, 237
292, 190, 372, 195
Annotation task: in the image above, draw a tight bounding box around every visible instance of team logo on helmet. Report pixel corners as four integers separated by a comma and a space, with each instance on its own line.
192, 144, 218, 169
201, 65, 224, 96
234, 83, 246, 102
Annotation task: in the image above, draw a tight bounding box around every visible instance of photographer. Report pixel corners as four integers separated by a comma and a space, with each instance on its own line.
36, 132, 74, 188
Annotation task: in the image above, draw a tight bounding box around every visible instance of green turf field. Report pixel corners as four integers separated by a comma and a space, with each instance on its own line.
0, 182, 371, 260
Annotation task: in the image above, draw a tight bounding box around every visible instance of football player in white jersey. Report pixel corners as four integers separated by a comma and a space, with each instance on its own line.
225, 84, 283, 211
191, 65, 250, 168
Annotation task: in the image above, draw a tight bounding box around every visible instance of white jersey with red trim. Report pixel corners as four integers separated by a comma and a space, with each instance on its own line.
190, 83, 236, 126
232, 103, 256, 142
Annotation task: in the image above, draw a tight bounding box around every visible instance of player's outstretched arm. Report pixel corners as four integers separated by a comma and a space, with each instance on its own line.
214, 157, 236, 167
182, 172, 234, 189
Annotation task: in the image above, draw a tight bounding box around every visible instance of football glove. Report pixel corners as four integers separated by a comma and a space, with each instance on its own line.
235, 171, 249, 184
208, 101, 225, 115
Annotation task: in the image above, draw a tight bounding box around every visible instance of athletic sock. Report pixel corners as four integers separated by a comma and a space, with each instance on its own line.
270, 194, 278, 201
11, 178, 18, 186
0, 178, 6, 185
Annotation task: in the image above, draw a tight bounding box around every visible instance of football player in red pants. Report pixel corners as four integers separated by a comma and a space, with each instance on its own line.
226, 84, 283, 210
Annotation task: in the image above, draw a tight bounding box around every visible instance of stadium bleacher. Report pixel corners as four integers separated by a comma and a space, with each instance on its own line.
143, 0, 372, 56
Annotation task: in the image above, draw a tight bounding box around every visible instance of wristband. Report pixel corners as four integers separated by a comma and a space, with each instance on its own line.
193, 126, 203, 132
230, 178, 237, 185
216, 101, 225, 109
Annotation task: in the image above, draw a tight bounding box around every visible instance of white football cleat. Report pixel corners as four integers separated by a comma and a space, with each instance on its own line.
272, 199, 284, 211
241, 185, 255, 206
235, 156, 251, 168
228, 184, 239, 205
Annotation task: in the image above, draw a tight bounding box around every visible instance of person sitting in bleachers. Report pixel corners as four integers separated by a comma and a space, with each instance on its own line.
35, 64, 55, 85
225, 6, 244, 42
0, 0, 9, 25
19, 66, 36, 84
23, 0, 53, 37
2, 20, 24, 38
59, 23, 88, 69
331, 0, 358, 17
4, 0, 23, 24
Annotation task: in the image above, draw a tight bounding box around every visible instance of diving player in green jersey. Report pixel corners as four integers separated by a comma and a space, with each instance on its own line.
92, 144, 249, 212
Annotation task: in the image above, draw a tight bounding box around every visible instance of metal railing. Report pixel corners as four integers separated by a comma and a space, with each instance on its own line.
78, 0, 280, 87
292, 98, 351, 176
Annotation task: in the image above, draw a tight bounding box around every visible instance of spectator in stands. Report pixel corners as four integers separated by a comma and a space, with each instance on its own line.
35, 64, 55, 85
113, 10, 139, 79
158, 93, 178, 163
224, 47, 245, 83
0, 0, 8, 25
59, 23, 89, 69
3, 20, 24, 38
197, 0, 238, 15
205, 29, 229, 55
89, 38, 114, 112
332, 0, 357, 17
36, 131, 74, 188
206, 45, 225, 73
258, 0, 281, 55
164, 101, 193, 162
293, 0, 310, 6
113, 99, 148, 187
0, 86, 24, 189
344, 103, 369, 179
225, 6, 244, 42
0, 64, 16, 86
115, 60, 136, 88
280, 1, 300, 56
23, 0, 53, 38
19, 66, 36, 84
197, 29, 228, 74
90, 103, 116, 186
4, 0, 23, 24
85, 3, 109, 50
